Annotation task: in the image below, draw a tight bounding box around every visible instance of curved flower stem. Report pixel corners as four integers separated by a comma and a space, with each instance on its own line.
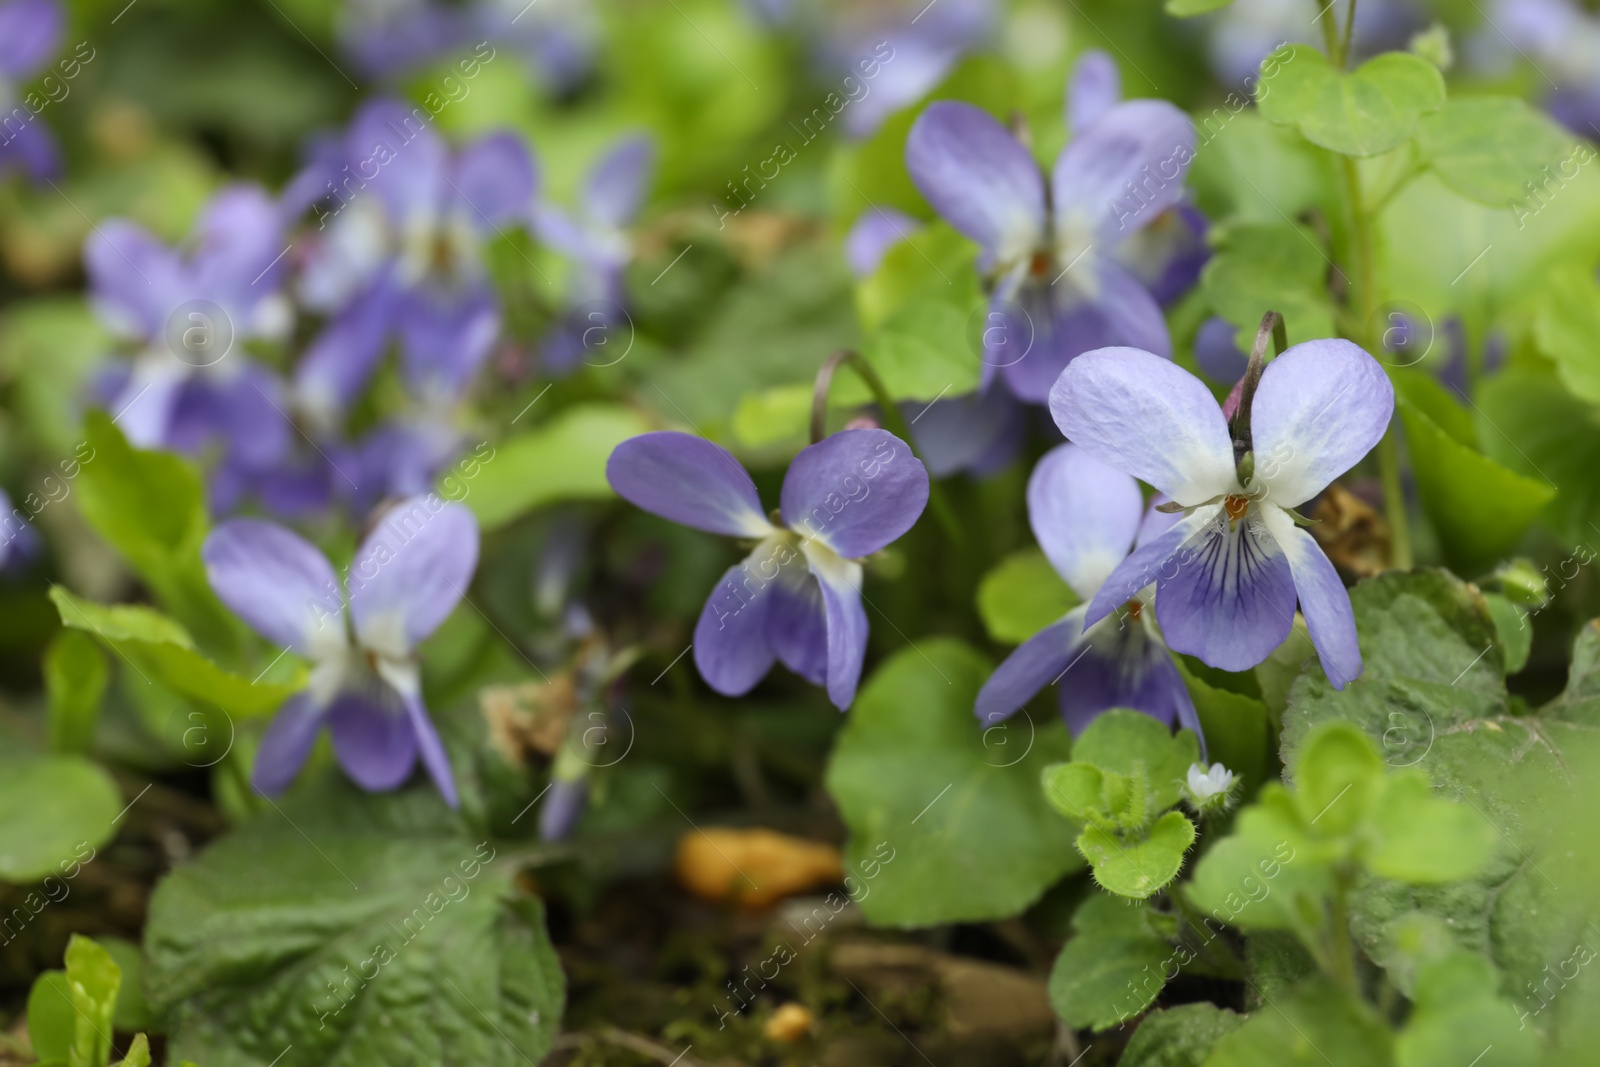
811, 349, 962, 543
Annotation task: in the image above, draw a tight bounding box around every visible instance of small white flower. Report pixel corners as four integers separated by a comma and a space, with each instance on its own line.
1187, 762, 1236, 805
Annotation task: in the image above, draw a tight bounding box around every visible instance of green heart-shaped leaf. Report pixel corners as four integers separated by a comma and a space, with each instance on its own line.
1072, 709, 1199, 814
1048, 895, 1174, 1030
1077, 810, 1196, 899
1256, 45, 1445, 157
1042, 762, 1106, 824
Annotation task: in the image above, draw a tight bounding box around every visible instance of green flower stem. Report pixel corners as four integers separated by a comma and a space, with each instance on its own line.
1339, 147, 1415, 570
1339, 0, 1359, 67
811, 349, 962, 543
1326, 870, 1359, 996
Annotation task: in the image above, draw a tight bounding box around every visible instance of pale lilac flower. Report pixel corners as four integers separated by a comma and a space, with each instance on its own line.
290, 99, 535, 428
535, 135, 653, 375
1051, 342, 1394, 687
606, 429, 928, 709
905, 81, 1194, 402
756, 0, 994, 138
202, 495, 479, 804
1064, 50, 1209, 308
1481, 1, 1600, 138
86, 185, 295, 487
975, 444, 1203, 747
0, 0, 64, 180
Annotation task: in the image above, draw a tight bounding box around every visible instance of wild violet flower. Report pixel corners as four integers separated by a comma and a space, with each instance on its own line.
606, 429, 929, 709
290, 98, 536, 428
0, 0, 65, 181
1050, 341, 1395, 687
86, 184, 294, 494
338, 0, 468, 79
477, 0, 599, 97
1491, 0, 1600, 135
202, 494, 478, 804
905, 76, 1194, 402
1064, 50, 1209, 309
534, 135, 653, 375
974, 443, 1203, 747
747, 0, 991, 138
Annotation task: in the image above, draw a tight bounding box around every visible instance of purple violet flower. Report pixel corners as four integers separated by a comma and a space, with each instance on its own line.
476, 0, 598, 96
291, 99, 536, 428
975, 444, 1204, 749
535, 135, 653, 375
1050, 342, 1394, 687
202, 494, 479, 804
86, 184, 295, 485
813, 0, 995, 139
338, 0, 471, 79
605, 429, 929, 709
0, 0, 65, 181
1486, 0, 1600, 140
1063, 50, 1210, 309
904, 90, 1194, 403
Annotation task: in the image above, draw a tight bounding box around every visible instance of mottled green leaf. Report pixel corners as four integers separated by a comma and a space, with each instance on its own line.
146, 778, 564, 1066
1122, 1004, 1247, 1067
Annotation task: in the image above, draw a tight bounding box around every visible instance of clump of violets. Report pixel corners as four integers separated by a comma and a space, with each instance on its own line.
905, 61, 1196, 402
289, 98, 536, 429
1051, 339, 1394, 687
202, 494, 479, 804
975, 443, 1203, 747
0, 0, 66, 181
534, 135, 654, 375
85, 184, 295, 506
606, 429, 929, 709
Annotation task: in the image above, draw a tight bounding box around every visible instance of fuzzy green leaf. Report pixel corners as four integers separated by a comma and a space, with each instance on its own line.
1078, 810, 1196, 900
